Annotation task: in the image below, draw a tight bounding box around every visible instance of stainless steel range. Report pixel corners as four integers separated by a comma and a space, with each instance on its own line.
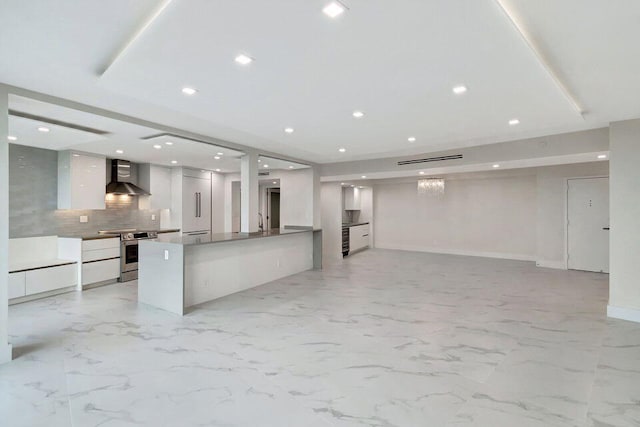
98, 229, 158, 282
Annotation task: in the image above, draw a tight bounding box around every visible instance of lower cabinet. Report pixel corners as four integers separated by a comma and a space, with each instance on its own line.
82, 259, 121, 285
25, 264, 77, 295
8, 272, 26, 299
349, 224, 370, 252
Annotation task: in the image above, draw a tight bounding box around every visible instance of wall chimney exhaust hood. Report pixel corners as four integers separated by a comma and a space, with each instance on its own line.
106, 159, 151, 196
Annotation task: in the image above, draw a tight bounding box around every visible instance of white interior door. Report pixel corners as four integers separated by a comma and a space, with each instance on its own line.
567, 177, 609, 273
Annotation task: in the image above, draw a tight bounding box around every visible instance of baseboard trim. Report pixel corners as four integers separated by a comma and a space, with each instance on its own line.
536, 260, 567, 270
0, 343, 12, 364
607, 305, 640, 323
375, 244, 535, 262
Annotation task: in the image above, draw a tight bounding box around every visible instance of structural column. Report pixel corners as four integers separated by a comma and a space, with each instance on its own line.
608, 118, 640, 323
0, 85, 12, 363
240, 150, 259, 233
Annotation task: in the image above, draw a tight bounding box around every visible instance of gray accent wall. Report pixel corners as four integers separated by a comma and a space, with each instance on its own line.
9, 144, 161, 238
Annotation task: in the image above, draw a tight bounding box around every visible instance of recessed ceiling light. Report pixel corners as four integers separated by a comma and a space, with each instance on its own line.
284, 127, 294, 134
217, 152, 223, 156
258, 159, 262, 162
509, 119, 520, 126
341, 182, 345, 185
350, 185, 355, 188
352, 111, 365, 118
165, 141, 174, 146
181, 87, 197, 95
37, 126, 50, 133
7, 136, 17, 141
359, 186, 364, 189
323, 1, 346, 18
361, 175, 367, 179
153, 144, 162, 149
338, 148, 346, 153
263, 164, 269, 168
115, 149, 124, 154
492, 164, 500, 168
72, 154, 80, 157
214, 156, 220, 160
408, 137, 416, 143
273, 181, 277, 184
235, 54, 253, 65
171, 160, 178, 164
289, 165, 294, 169
597, 154, 607, 159
419, 171, 425, 175
215, 168, 221, 172
452, 85, 467, 95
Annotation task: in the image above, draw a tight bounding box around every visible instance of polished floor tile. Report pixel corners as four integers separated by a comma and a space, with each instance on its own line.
1, 249, 639, 426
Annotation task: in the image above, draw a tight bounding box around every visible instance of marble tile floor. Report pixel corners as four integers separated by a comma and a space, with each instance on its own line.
1, 249, 639, 427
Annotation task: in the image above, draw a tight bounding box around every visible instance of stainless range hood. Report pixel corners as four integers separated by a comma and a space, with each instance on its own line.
106, 159, 151, 196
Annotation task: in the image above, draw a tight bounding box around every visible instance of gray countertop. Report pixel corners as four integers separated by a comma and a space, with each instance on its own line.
59, 229, 181, 240
342, 222, 370, 228
143, 228, 321, 247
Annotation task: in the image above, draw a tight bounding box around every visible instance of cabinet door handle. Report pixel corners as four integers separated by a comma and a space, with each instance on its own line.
195, 193, 199, 218
197, 193, 201, 217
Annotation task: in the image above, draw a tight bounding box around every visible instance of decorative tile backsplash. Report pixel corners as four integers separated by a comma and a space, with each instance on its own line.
9, 144, 161, 238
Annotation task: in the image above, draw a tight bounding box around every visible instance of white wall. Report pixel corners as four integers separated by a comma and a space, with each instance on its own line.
0, 85, 10, 363
374, 174, 537, 260
321, 182, 343, 262
609, 119, 640, 322
280, 168, 315, 227
536, 162, 609, 269
211, 172, 225, 233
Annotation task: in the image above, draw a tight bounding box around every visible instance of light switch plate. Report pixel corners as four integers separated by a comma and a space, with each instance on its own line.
79, 215, 88, 223
164, 250, 169, 260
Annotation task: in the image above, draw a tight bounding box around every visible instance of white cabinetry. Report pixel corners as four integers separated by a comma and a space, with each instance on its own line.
58, 151, 106, 210
344, 187, 361, 210
172, 169, 212, 235
81, 238, 120, 286
349, 224, 370, 252
138, 164, 172, 210
25, 264, 77, 295
8, 272, 26, 299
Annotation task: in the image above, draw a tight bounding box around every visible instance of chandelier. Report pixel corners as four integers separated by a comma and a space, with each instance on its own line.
417, 178, 445, 196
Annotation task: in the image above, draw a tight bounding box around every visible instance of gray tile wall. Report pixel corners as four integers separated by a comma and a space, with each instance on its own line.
9, 144, 160, 238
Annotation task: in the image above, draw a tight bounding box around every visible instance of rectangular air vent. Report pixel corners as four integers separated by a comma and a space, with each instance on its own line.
258, 171, 270, 176
397, 154, 463, 166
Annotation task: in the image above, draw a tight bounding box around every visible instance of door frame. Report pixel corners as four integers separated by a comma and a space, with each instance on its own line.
565, 175, 609, 270
266, 188, 280, 230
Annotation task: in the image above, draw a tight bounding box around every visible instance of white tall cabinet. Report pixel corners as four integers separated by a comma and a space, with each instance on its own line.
58, 151, 106, 210
172, 169, 212, 236
138, 164, 172, 210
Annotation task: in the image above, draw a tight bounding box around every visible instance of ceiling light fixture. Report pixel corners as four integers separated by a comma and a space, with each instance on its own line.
115, 150, 124, 154
419, 171, 425, 175
452, 85, 467, 95
263, 164, 269, 168
408, 137, 416, 143
323, 1, 346, 18
352, 110, 364, 118
338, 148, 346, 153
289, 165, 294, 169
350, 185, 355, 188
492, 164, 500, 168
273, 181, 277, 184
181, 87, 197, 95
597, 154, 607, 159
37, 126, 50, 133
234, 54, 253, 65
361, 175, 367, 179
284, 127, 294, 134
341, 182, 345, 185
215, 168, 221, 172
214, 156, 220, 160
153, 144, 162, 149
7, 136, 17, 141
171, 160, 178, 164
217, 152, 223, 156
509, 119, 520, 126
165, 141, 174, 145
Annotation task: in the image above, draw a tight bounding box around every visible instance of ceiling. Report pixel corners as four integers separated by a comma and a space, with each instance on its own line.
1, 1, 639, 163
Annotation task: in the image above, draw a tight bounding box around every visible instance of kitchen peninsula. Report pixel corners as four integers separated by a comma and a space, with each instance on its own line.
138, 228, 322, 315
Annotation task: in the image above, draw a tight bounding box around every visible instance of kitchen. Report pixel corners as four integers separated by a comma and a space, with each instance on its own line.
7, 94, 321, 308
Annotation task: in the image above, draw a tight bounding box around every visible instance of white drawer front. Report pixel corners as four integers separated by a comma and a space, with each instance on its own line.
82, 259, 121, 285
8, 272, 26, 299
25, 263, 77, 295
82, 238, 120, 251
82, 247, 120, 262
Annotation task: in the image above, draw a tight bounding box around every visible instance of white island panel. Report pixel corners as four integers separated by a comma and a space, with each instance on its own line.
184, 232, 313, 307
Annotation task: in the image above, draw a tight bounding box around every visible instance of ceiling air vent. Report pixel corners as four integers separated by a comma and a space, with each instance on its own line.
397, 154, 463, 166
258, 171, 270, 176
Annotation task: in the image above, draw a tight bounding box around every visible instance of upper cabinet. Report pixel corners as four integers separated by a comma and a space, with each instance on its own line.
344, 187, 361, 210
138, 164, 172, 210
58, 151, 106, 210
